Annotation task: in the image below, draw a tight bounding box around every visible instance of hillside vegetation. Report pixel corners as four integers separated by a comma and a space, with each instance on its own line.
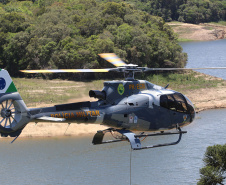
122, 0, 226, 24
0, 0, 187, 79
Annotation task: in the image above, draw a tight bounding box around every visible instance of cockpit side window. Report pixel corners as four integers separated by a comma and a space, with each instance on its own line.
160, 93, 189, 113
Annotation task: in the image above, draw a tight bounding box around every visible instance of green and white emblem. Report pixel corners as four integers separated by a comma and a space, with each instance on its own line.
0, 69, 17, 94
117, 84, 124, 95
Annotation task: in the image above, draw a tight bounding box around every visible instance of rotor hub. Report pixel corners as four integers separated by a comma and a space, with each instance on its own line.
1, 108, 12, 118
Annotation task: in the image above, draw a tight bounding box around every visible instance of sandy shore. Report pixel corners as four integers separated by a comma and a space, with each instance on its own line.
184, 86, 226, 112
19, 79, 226, 137
168, 22, 226, 41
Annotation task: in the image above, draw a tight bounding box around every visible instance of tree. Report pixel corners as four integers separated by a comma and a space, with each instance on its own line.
0, 0, 187, 78
103, 2, 126, 19
122, 0, 226, 23
0, 13, 27, 33
198, 144, 226, 185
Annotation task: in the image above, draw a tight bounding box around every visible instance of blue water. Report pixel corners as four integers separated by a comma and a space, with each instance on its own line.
180, 39, 226, 80
0, 109, 226, 185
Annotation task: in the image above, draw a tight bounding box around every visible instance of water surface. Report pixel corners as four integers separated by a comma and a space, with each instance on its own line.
0, 109, 226, 185
180, 39, 226, 79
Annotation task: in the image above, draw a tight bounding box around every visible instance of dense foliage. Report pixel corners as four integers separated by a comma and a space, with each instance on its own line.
120, 0, 226, 24
198, 144, 226, 185
0, 0, 187, 78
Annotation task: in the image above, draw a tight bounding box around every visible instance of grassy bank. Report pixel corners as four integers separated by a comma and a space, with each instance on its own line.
13, 71, 225, 107
167, 22, 196, 42
13, 78, 104, 107
177, 38, 194, 42
145, 71, 224, 91
209, 21, 226, 26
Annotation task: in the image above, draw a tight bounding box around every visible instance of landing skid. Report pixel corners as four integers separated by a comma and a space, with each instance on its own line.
92, 126, 187, 150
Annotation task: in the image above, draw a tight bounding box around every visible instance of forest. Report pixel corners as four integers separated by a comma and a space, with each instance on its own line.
0, 0, 188, 78
122, 0, 226, 24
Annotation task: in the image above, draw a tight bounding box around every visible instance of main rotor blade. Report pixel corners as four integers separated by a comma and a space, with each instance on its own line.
98, 53, 127, 67
142, 67, 226, 71
20, 66, 226, 74
20, 69, 114, 73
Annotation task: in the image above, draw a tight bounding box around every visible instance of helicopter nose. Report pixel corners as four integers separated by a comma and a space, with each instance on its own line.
190, 110, 195, 122
187, 103, 195, 123
183, 95, 195, 123
189, 102, 195, 122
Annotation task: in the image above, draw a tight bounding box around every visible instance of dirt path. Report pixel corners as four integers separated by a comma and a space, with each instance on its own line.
168, 22, 226, 41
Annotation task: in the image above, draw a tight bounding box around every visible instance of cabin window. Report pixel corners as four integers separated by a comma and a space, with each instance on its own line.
160, 93, 189, 113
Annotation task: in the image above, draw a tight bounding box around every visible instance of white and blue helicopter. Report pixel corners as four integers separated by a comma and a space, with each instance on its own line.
0, 53, 225, 150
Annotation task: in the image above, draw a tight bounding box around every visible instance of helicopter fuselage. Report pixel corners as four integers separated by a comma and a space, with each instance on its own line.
0, 69, 194, 148
30, 80, 195, 131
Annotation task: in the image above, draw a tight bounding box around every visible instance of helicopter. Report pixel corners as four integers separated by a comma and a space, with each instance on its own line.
0, 53, 225, 149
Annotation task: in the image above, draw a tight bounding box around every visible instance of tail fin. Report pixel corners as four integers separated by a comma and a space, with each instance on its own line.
0, 69, 29, 137
0, 69, 18, 94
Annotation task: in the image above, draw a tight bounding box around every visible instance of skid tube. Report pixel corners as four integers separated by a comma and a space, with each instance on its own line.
92, 126, 187, 150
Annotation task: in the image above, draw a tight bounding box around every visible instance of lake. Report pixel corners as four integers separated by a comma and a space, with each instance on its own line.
0, 109, 226, 185
180, 39, 226, 80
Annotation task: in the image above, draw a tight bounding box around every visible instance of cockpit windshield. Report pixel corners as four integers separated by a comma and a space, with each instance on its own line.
146, 82, 163, 90
160, 93, 194, 114
146, 82, 154, 89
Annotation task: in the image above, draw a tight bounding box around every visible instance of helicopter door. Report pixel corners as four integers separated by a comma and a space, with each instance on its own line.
126, 95, 149, 129
112, 97, 129, 127
168, 108, 182, 127
158, 102, 173, 129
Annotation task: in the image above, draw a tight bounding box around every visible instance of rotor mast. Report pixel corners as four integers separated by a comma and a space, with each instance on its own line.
120, 64, 143, 80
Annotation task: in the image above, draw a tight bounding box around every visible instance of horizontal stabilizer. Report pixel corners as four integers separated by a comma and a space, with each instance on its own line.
37, 116, 66, 122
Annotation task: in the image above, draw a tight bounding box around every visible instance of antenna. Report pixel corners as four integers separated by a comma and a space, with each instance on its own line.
64, 123, 71, 135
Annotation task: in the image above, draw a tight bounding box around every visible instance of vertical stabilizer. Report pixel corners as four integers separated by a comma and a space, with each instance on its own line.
0, 69, 17, 94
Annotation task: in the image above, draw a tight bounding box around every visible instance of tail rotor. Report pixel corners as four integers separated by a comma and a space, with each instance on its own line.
0, 99, 23, 131
0, 69, 30, 137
